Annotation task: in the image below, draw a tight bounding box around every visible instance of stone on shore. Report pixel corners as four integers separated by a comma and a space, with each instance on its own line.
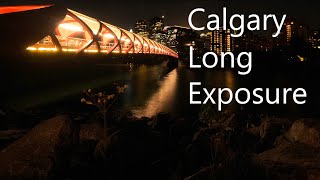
79, 123, 104, 143
251, 119, 320, 180
0, 115, 77, 179
286, 119, 320, 148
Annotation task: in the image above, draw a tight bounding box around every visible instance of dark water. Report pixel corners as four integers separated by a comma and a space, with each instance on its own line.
119, 62, 320, 119
2, 60, 320, 119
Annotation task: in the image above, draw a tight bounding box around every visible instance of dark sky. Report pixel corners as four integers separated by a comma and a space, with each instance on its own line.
3, 0, 320, 30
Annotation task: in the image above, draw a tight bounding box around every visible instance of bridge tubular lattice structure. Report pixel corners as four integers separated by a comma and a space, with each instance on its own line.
27, 8, 178, 58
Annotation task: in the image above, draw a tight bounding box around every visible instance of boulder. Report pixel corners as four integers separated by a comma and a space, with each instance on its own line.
251, 143, 320, 180
79, 123, 104, 143
69, 123, 103, 179
287, 119, 320, 148
251, 119, 320, 180
0, 115, 77, 179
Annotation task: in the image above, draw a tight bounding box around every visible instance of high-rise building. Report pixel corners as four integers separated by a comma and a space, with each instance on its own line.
134, 20, 149, 38
152, 33, 168, 45
282, 18, 309, 46
165, 26, 201, 58
233, 31, 273, 52
212, 28, 234, 54
285, 21, 293, 45
149, 16, 165, 42
134, 17, 167, 44
149, 16, 164, 34
276, 18, 311, 60
200, 32, 212, 51
310, 30, 320, 49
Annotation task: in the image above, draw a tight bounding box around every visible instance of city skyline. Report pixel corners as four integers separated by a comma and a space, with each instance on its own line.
3, 0, 320, 30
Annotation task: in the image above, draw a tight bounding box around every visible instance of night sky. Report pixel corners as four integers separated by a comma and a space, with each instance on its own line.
2, 0, 320, 30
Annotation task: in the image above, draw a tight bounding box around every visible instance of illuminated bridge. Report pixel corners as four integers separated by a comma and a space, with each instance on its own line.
0, 5, 178, 58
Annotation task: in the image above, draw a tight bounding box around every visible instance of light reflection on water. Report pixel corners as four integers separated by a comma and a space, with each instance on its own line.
126, 63, 320, 118
3, 61, 319, 118
132, 69, 178, 118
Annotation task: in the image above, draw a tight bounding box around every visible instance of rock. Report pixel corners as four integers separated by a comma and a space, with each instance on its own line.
94, 127, 126, 160
251, 119, 320, 180
251, 117, 293, 152
251, 143, 320, 180
76, 123, 104, 163
258, 116, 292, 139
69, 123, 103, 179
0, 115, 77, 179
287, 119, 320, 148
79, 123, 104, 143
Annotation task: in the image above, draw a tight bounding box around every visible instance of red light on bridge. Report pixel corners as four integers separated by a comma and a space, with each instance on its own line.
0, 5, 52, 15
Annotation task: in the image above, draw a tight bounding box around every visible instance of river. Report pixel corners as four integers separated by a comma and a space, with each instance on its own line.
2, 60, 320, 119
120, 61, 320, 119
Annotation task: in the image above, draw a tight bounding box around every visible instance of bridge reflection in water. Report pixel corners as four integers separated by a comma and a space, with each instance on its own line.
132, 69, 178, 118
25, 7, 178, 58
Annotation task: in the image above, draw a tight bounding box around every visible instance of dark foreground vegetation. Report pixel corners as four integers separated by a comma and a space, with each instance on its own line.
0, 107, 319, 180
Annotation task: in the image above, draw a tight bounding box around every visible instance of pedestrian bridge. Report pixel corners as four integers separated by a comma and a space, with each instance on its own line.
0, 5, 178, 58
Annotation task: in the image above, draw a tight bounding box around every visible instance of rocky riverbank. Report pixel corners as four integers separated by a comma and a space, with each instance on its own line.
0, 110, 319, 179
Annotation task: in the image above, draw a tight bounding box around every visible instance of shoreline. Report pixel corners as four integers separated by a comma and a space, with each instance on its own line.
0, 109, 319, 179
